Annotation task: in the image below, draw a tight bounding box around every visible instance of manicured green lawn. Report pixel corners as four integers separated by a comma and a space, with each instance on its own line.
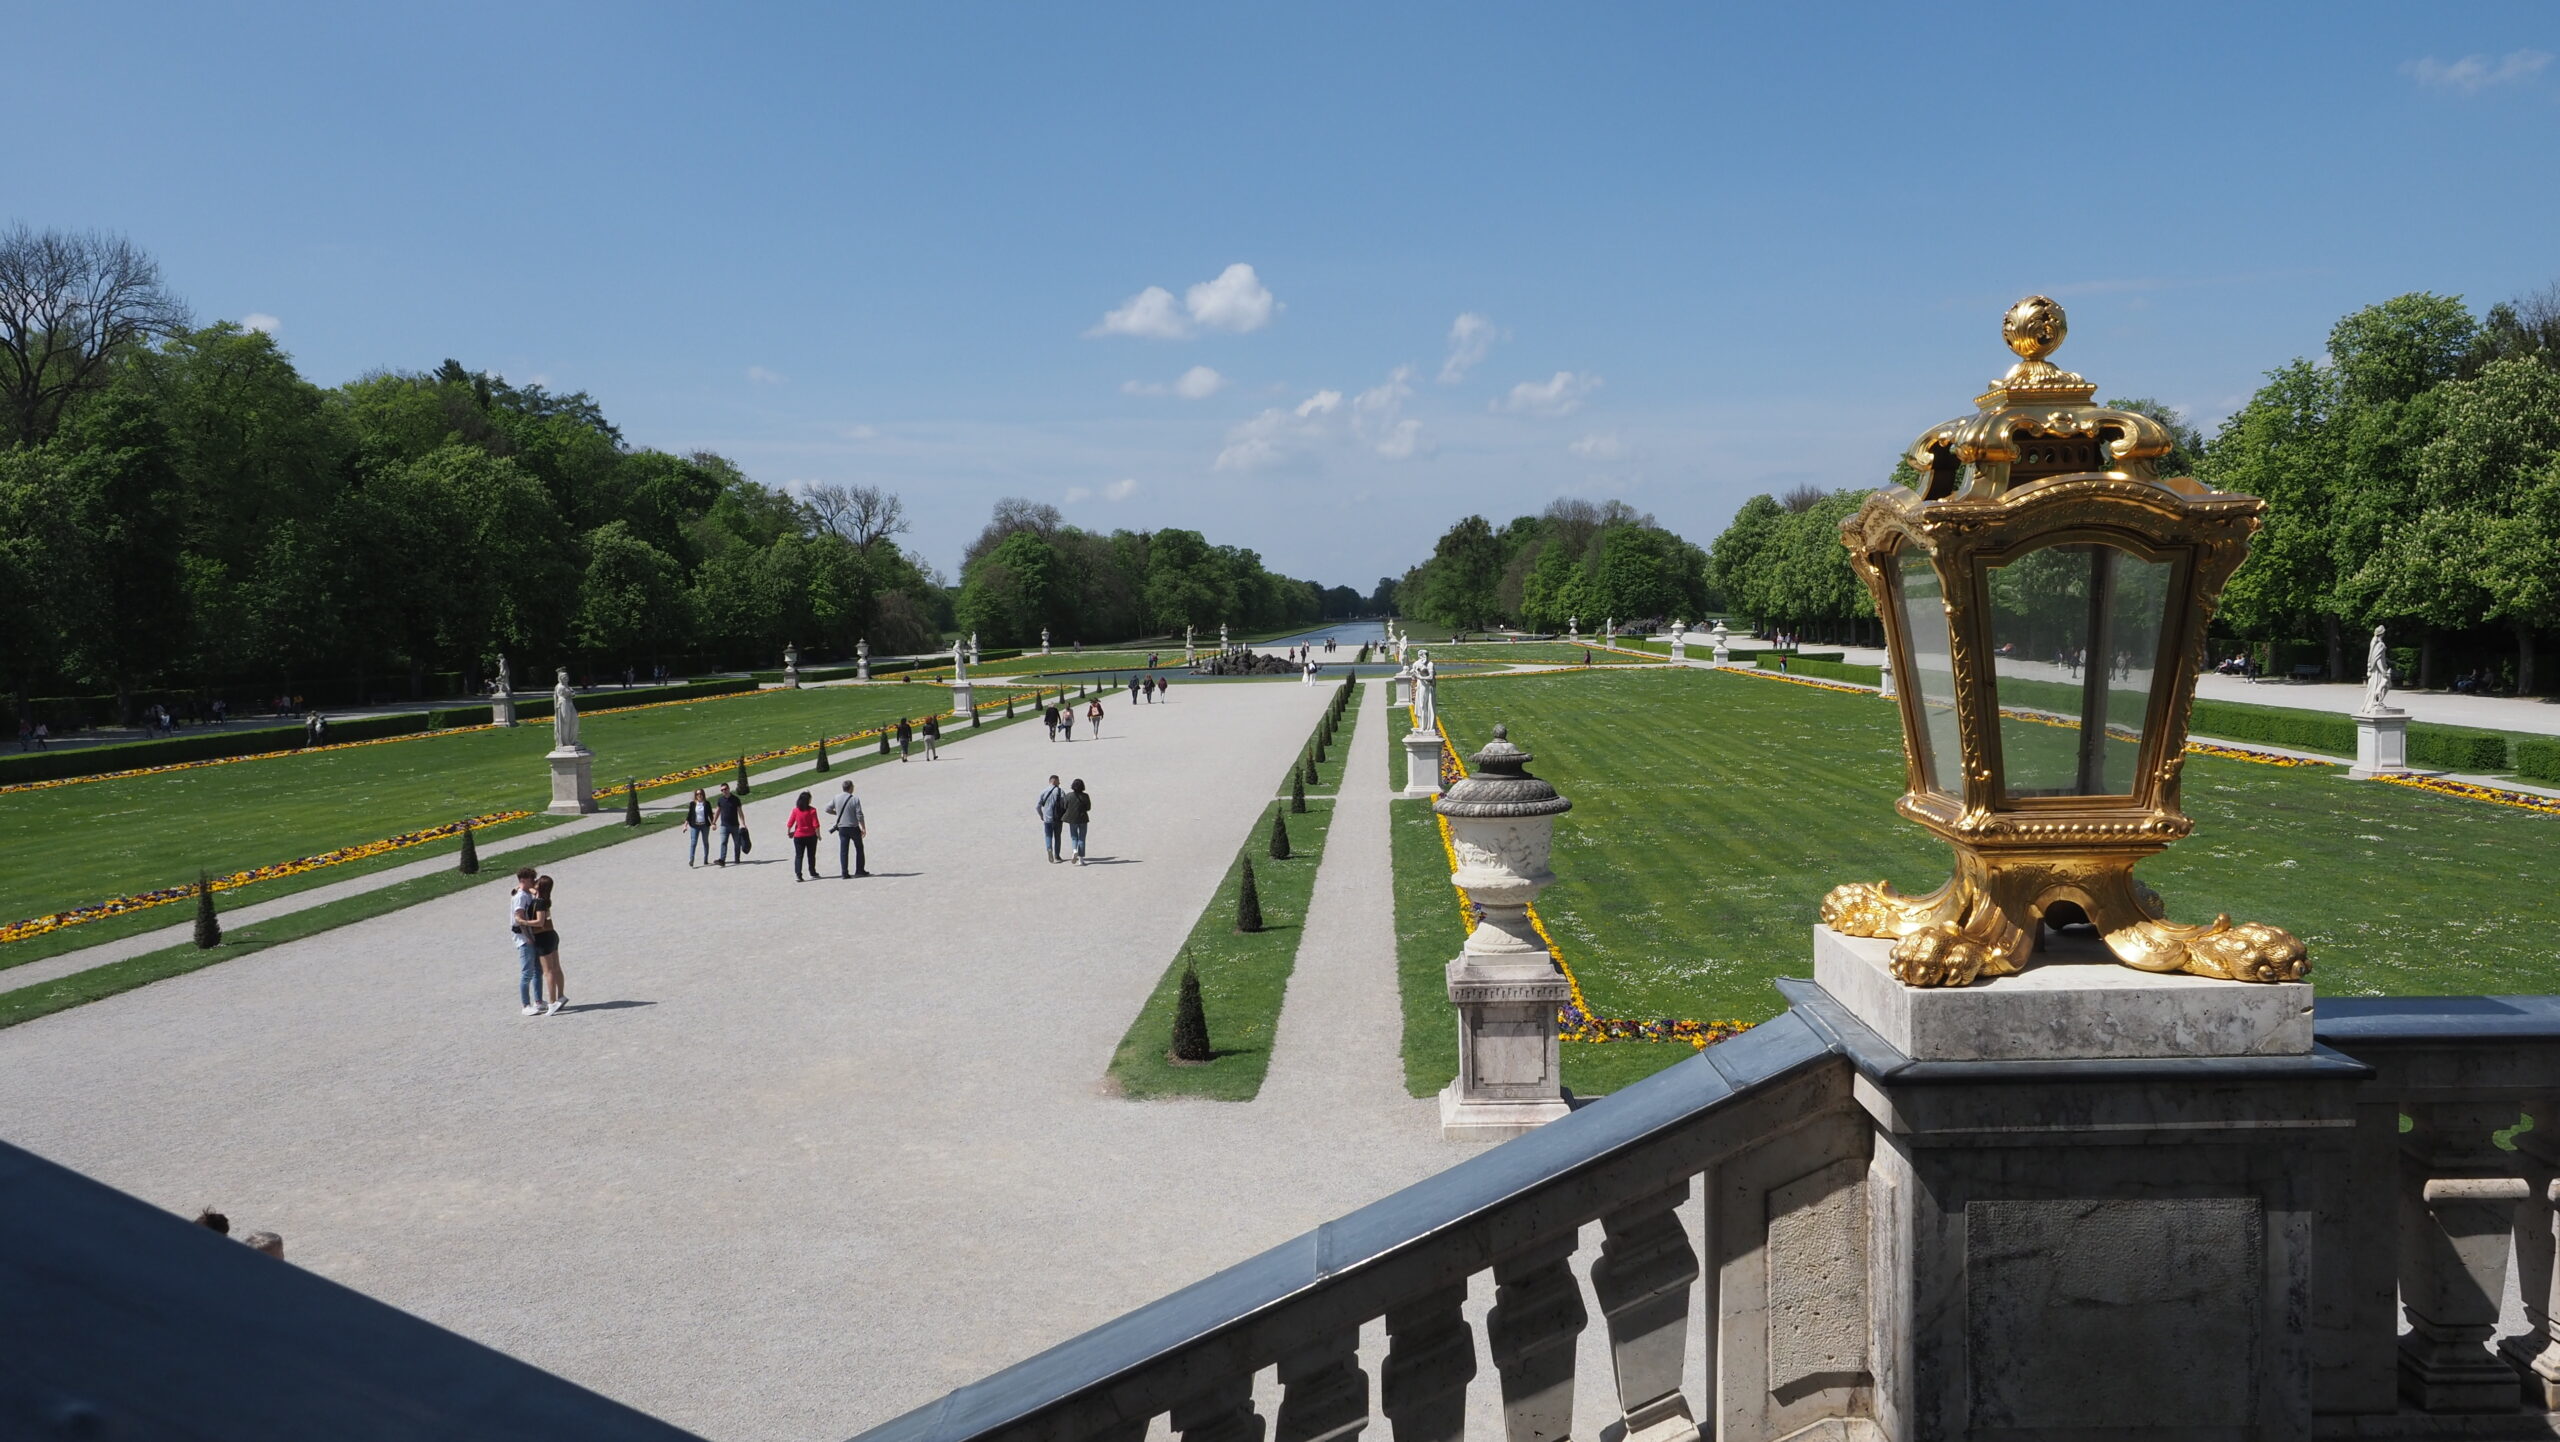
1107, 691, 1358, 1100
1399, 667, 2560, 1094
1424, 643, 1657, 667
0, 683, 1022, 957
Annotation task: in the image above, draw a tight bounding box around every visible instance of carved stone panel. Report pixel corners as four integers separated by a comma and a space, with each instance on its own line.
1766, 1157, 1868, 1398
1965, 1196, 2261, 1429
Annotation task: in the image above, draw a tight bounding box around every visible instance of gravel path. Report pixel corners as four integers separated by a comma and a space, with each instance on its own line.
0, 678, 1466, 1442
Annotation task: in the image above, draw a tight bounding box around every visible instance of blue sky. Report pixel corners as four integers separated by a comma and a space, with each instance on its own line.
17, 3, 2559, 589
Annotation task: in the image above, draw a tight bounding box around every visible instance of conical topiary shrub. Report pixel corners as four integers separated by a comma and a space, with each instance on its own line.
816, 737, 831, 772
1169, 956, 1212, 1063
972, 705, 982, 728
1235, 857, 1264, 933
457, 819, 480, 874
879, 729, 890, 754
734, 756, 750, 795
192, 872, 220, 950
1303, 752, 1319, 787
1290, 771, 1307, 814
1269, 809, 1291, 860
624, 779, 642, 825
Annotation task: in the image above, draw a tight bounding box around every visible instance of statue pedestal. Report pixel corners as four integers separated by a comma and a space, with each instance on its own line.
2349, 707, 2409, 778
1758, 927, 2359, 1441
1437, 951, 1573, 1141
950, 681, 974, 716
546, 747, 596, 816
1400, 728, 1443, 799
494, 694, 516, 727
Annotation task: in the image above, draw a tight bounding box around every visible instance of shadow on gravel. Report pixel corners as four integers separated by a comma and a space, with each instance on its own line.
564, 1000, 656, 1014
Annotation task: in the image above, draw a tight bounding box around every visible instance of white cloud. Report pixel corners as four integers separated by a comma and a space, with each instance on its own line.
1185, 263, 1276, 333
1122, 365, 1229, 399
1571, 431, 1625, 459
1089, 285, 1188, 338
1295, 389, 1343, 418
747, 365, 787, 385
1500, 371, 1601, 417
2406, 49, 2552, 94
1089, 264, 1280, 339
1064, 486, 1093, 503
839, 424, 878, 441
1219, 389, 1339, 471
1106, 477, 1140, 501
1439, 312, 1498, 382
240, 312, 279, 334
1353, 365, 1425, 460
1373, 420, 1424, 460
1217, 371, 1423, 471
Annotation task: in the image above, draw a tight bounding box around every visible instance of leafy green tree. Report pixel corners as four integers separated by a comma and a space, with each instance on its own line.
574, 521, 688, 664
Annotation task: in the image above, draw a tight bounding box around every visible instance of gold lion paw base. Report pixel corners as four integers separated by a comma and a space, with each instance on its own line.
1819, 855, 2308, 989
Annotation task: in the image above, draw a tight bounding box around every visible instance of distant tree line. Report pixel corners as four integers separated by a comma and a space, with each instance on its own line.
1699, 286, 2560, 691
950, 497, 1336, 647
1397, 498, 1715, 634
0, 227, 1340, 721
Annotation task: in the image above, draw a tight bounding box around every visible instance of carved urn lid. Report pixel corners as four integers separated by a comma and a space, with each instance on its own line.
1436, 725, 1571, 820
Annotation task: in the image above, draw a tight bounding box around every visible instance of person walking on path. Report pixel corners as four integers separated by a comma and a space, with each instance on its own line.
1044, 703, 1059, 741
715, 783, 745, 865
827, 780, 868, 878
1127, 674, 1140, 702
1036, 775, 1067, 862
896, 716, 913, 761
1059, 705, 1076, 741
531, 875, 566, 1014
1063, 778, 1092, 864
922, 713, 941, 759
1084, 696, 1104, 738
685, 789, 714, 867
508, 867, 543, 1016
786, 792, 822, 881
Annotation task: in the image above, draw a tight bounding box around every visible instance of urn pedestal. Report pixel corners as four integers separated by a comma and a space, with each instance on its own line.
1434, 726, 1574, 1141
546, 747, 596, 816
2350, 707, 2410, 779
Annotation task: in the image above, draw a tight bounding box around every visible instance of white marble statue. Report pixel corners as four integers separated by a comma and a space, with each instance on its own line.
2364, 625, 2394, 713
968, 632, 981, 666
491, 654, 518, 726
494, 654, 512, 699
1413, 649, 1438, 729
1220, 622, 1230, 650
857, 638, 870, 680
952, 639, 969, 682
1041, 627, 1051, 654
552, 668, 580, 750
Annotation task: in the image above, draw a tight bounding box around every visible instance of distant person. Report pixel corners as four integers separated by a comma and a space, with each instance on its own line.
33, 721, 47, 748
1128, 674, 1140, 702
1059, 704, 1076, 741
1063, 778, 1092, 864
921, 713, 941, 760
827, 780, 869, 878
509, 866, 543, 1015
896, 715, 913, 761
531, 874, 565, 1013
1036, 774, 1067, 862
685, 788, 714, 867
715, 782, 745, 865
1044, 703, 1060, 741
1085, 697, 1104, 737
787, 791, 822, 881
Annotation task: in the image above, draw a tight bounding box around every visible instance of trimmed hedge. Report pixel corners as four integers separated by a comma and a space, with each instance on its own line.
2185, 700, 2356, 757
2405, 725, 2510, 773
2518, 738, 2560, 786
0, 677, 757, 786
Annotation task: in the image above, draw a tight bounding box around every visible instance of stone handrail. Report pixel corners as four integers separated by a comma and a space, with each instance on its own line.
851, 1010, 1848, 1442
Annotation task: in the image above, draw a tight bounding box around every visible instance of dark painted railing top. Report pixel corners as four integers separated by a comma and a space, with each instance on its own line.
0, 1141, 704, 1442
850, 1010, 1840, 1442
2314, 994, 2560, 1041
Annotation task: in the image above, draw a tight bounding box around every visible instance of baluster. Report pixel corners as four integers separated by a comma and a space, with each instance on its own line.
1591, 1184, 1701, 1442
2505, 1097, 2560, 1409
2399, 1102, 2533, 1413
1487, 1237, 1587, 1442
1277, 1332, 1370, 1442
1173, 1374, 1266, 1442
1383, 1285, 1475, 1442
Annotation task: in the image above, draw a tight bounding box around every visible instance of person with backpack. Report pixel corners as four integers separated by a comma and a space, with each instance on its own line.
1084, 696, 1104, 738
1062, 778, 1093, 864
714, 782, 745, 865
786, 792, 822, 881
1058, 704, 1076, 741
921, 713, 941, 760
685, 788, 714, 867
1035, 774, 1067, 863
827, 780, 868, 878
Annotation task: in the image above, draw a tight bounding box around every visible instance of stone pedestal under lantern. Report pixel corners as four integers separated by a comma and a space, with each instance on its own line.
1435, 725, 1573, 1141
2350, 706, 2409, 779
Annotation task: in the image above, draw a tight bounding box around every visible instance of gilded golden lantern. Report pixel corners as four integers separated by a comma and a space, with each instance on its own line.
1819, 297, 2309, 988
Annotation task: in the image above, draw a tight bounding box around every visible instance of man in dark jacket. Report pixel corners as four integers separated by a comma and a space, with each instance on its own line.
1035, 775, 1066, 863
715, 783, 745, 865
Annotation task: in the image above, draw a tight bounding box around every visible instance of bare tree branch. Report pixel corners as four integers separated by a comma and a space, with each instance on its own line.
805, 481, 910, 552
0, 225, 191, 446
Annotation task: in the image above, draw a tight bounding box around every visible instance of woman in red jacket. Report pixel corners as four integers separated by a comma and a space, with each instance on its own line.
787, 791, 822, 881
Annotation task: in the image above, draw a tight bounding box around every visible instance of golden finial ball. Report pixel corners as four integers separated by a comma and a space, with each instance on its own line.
2003, 295, 2067, 362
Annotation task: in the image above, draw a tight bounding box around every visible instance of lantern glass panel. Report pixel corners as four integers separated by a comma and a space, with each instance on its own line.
1891, 550, 1965, 796
1987, 543, 2172, 799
